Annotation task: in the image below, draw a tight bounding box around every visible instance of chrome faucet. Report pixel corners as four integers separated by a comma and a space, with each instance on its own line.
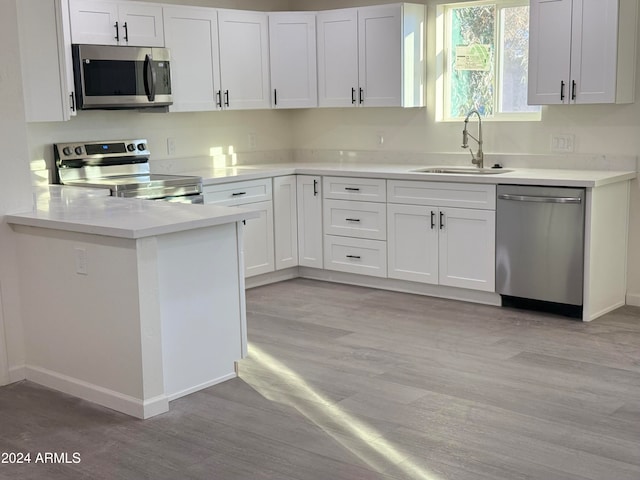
461, 109, 484, 168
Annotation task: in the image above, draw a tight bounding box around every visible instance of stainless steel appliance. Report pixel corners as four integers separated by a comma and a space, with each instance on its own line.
72, 44, 172, 110
496, 185, 585, 317
53, 139, 202, 203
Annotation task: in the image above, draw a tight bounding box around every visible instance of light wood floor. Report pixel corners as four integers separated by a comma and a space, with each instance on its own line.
1, 278, 639, 480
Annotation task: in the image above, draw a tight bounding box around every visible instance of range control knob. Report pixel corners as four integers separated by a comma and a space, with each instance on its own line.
62, 147, 72, 156
74, 146, 83, 155
127, 143, 136, 152
137, 143, 147, 151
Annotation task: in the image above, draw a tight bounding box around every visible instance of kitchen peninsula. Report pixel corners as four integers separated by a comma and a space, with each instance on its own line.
6, 188, 259, 419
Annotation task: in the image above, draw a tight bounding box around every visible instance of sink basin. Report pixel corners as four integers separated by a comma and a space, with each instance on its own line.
412, 167, 512, 175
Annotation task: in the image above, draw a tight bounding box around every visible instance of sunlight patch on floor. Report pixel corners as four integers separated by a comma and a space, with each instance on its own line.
243, 343, 444, 480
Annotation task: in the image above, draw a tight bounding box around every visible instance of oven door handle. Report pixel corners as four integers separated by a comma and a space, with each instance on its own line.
143, 54, 156, 102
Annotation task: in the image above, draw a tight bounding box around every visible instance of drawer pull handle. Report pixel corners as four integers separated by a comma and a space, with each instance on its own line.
313, 179, 318, 196
232, 192, 247, 196
344, 187, 360, 192
439, 211, 445, 229
346, 255, 361, 259
346, 218, 361, 223
430, 210, 435, 229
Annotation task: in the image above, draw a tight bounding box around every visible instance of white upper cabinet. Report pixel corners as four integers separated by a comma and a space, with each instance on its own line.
163, 6, 221, 112
69, 0, 164, 47
268, 12, 318, 109
317, 3, 425, 108
217, 9, 271, 110
18, 0, 76, 122
528, 0, 638, 105
317, 8, 359, 107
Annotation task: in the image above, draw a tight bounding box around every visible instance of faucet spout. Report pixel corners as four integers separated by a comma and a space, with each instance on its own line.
461, 109, 484, 168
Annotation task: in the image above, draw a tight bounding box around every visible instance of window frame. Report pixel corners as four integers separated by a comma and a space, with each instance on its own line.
436, 0, 541, 122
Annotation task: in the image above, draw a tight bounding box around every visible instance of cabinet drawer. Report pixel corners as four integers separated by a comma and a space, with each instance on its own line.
203, 178, 272, 206
323, 199, 386, 240
323, 176, 386, 202
388, 180, 496, 210
324, 235, 387, 278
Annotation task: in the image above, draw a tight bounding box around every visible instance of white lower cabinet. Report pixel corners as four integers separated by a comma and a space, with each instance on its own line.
296, 175, 323, 268
203, 178, 274, 277
323, 177, 387, 277
386, 203, 438, 284
273, 176, 298, 270
243, 201, 275, 277
324, 235, 387, 277
387, 181, 496, 292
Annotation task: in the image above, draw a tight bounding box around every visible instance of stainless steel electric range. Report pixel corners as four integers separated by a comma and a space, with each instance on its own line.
53, 139, 203, 203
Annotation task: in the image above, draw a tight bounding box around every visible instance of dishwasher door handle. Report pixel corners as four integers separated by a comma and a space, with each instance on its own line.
498, 193, 582, 204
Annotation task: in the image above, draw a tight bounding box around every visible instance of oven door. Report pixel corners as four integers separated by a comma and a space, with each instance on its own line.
73, 44, 172, 109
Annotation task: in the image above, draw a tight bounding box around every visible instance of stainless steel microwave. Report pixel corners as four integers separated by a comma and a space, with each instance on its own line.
72, 44, 172, 110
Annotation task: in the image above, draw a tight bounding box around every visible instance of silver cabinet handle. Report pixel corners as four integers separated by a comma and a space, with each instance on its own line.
498, 193, 581, 204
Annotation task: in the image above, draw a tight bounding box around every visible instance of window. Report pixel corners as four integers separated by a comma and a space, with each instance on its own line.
437, 0, 541, 121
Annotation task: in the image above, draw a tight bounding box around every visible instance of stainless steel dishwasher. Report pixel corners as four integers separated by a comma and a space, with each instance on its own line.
496, 185, 585, 316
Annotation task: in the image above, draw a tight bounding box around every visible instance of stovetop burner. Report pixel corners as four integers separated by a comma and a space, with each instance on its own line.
54, 139, 202, 200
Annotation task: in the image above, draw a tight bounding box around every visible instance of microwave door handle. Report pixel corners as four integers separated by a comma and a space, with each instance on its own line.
143, 54, 156, 102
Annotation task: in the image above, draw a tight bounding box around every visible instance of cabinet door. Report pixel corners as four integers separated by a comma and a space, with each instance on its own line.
242, 201, 275, 277
438, 207, 495, 292
18, 0, 76, 121
273, 176, 298, 270
163, 6, 221, 112
118, 3, 164, 47
527, 0, 572, 105
569, 0, 618, 104
297, 176, 323, 268
387, 204, 438, 284
69, 0, 119, 45
317, 8, 359, 107
269, 12, 318, 109
358, 4, 402, 107
218, 10, 270, 110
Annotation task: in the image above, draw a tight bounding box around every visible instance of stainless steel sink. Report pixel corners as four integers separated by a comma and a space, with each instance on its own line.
412, 167, 512, 175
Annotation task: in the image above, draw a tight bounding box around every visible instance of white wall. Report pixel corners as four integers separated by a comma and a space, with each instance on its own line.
288, 0, 640, 304
0, 0, 33, 384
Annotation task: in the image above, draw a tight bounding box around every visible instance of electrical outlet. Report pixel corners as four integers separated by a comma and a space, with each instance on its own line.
167, 137, 176, 156
551, 134, 575, 153
74, 247, 88, 275
248, 132, 257, 150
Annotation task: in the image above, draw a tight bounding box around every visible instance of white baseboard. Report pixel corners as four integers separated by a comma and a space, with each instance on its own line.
299, 267, 502, 306
167, 372, 236, 402
25, 365, 169, 419
8, 365, 26, 383
583, 300, 626, 322
246, 267, 299, 289
626, 293, 640, 307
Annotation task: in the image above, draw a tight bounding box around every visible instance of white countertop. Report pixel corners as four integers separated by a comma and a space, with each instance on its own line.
6, 164, 636, 239
7, 185, 260, 239
180, 162, 636, 188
